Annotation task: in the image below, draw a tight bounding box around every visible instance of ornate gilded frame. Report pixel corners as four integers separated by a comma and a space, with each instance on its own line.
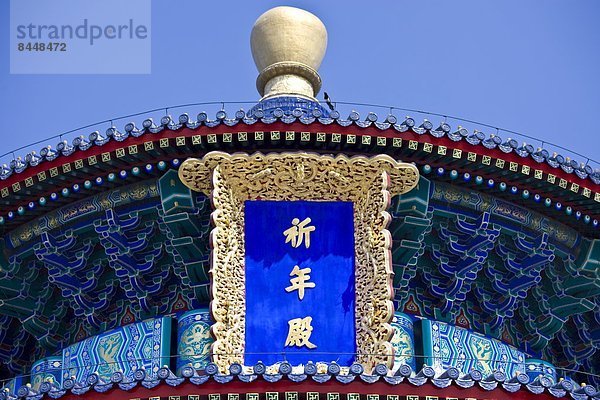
178, 152, 419, 372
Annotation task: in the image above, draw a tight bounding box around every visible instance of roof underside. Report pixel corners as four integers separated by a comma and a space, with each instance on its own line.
0, 119, 598, 386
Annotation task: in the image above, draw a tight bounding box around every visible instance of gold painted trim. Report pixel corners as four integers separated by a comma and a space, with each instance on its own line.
570, 183, 579, 193
179, 152, 419, 373
583, 188, 591, 198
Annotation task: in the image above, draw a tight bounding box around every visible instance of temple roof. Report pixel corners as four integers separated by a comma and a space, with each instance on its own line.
0, 117, 597, 385
0, 5, 598, 395
0, 109, 597, 235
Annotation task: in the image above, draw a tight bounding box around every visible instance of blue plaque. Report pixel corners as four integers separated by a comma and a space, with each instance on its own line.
245, 200, 356, 366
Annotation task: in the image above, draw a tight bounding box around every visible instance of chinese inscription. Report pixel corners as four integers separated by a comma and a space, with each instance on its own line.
244, 199, 357, 366
284, 217, 317, 348
285, 265, 316, 300
285, 317, 317, 349
283, 217, 315, 248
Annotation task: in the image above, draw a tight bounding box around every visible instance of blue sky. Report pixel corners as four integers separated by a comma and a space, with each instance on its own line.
1, 0, 599, 166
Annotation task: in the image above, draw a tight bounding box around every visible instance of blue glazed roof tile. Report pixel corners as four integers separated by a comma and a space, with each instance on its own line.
2, 364, 598, 400
3, 107, 596, 187
382, 376, 404, 385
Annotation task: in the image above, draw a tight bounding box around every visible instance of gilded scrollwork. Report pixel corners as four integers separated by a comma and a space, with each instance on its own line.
179, 151, 419, 373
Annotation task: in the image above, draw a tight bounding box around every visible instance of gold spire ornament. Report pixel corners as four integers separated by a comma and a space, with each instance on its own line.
251, 6, 328, 100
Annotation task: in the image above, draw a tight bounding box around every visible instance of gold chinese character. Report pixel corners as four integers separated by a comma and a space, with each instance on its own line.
283, 217, 315, 248
285, 265, 316, 300
285, 316, 317, 349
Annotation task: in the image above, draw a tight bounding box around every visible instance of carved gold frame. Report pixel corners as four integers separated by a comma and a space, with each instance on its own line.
178, 151, 419, 372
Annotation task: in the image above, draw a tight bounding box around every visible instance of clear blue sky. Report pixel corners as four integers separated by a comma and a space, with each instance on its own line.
1, 0, 599, 165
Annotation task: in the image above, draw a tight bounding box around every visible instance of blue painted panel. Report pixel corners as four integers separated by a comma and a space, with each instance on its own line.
391, 312, 416, 372
176, 309, 213, 374
245, 200, 356, 366
62, 317, 171, 382
31, 356, 62, 390
421, 319, 526, 378
1, 376, 24, 396
526, 359, 557, 383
